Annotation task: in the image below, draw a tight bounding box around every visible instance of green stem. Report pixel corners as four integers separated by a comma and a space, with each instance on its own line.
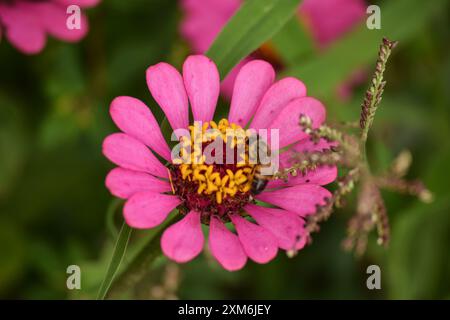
97, 221, 132, 300
105, 213, 181, 299
359, 38, 398, 163
105, 198, 123, 239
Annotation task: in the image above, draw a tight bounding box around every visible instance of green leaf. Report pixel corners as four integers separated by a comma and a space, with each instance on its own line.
271, 16, 314, 66
104, 212, 181, 299
206, 0, 302, 79
387, 198, 450, 299
105, 198, 123, 239
96, 221, 132, 300
283, 0, 448, 99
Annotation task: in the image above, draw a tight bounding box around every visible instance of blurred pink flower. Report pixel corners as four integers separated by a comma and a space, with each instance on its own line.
299, 0, 367, 48
0, 0, 99, 54
336, 68, 368, 101
180, 0, 367, 98
102, 55, 337, 271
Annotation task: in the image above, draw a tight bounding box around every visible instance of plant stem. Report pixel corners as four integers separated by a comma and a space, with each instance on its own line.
359, 38, 398, 162
97, 221, 132, 300
105, 198, 123, 239
105, 213, 180, 299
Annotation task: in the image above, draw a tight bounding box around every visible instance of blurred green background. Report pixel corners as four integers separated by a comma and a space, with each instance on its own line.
0, 0, 449, 299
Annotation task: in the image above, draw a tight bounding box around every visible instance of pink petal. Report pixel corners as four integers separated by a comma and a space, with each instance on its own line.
55, 0, 101, 8
299, 0, 366, 48
336, 68, 367, 101
181, 11, 222, 54
180, 0, 249, 102
102, 133, 168, 178
182, 0, 239, 14
245, 204, 307, 251
228, 60, 275, 127
180, 0, 240, 53
230, 215, 278, 264
0, 3, 46, 54
268, 97, 326, 148
183, 55, 220, 122
33, 2, 88, 42
256, 184, 331, 217
110, 96, 171, 161
209, 216, 247, 271
146, 63, 189, 132
268, 165, 337, 188
105, 167, 171, 199
250, 77, 307, 130
220, 59, 249, 100
292, 137, 338, 153
268, 139, 338, 188
124, 191, 180, 229
161, 211, 204, 263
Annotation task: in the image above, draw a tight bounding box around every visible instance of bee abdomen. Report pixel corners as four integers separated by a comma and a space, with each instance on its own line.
251, 178, 269, 195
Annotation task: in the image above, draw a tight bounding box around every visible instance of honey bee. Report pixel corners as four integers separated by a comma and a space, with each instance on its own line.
250, 164, 272, 195
248, 134, 273, 195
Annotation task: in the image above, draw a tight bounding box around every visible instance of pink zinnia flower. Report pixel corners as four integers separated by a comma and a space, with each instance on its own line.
180, 0, 367, 98
0, 0, 99, 54
102, 55, 336, 271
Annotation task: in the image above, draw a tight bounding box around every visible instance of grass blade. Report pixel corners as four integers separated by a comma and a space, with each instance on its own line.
97, 221, 132, 300
271, 16, 314, 66
206, 0, 302, 79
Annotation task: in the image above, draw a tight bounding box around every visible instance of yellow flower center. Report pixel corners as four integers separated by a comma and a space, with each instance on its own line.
170, 119, 256, 205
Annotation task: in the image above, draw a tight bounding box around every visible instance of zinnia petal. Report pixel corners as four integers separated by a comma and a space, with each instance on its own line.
146, 62, 189, 132
268, 165, 337, 188
161, 211, 204, 263
228, 60, 275, 127
230, 214, 278, 264
102, 133, 168, 178
123, 191, 181, 229
33, 1, 88, 42
0, 3, 46, 54
180, 0, 240, 53
268, 144, 337, 188
268, 137, 338, 187
55, 0, 101, 8
292, 137, 338, 153
209, 216, 247, 271
256, 184, 331, 217
300, 0, 366, 48
183, 55, 220, 123
250, 77, 307, 130
268, 97, 326, 148
110, 96, 171, 161
245, 204, 307, 251
105, 167, 171, 199
219, 59, 248, 99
